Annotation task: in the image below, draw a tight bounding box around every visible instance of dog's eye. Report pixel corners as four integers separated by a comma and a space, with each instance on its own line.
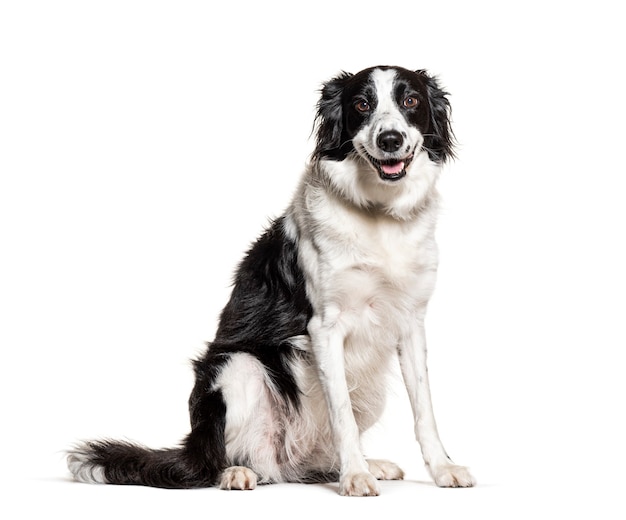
403, 96, 419, 109
354, 100, 371, 113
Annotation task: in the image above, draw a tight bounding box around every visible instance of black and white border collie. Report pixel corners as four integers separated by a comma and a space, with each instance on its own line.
68, 66, 475, 496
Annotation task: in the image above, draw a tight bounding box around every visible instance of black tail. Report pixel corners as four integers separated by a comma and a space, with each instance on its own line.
67, 439, 220, 489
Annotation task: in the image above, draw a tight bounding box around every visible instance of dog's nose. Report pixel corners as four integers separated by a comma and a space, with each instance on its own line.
377, 130, 404, 153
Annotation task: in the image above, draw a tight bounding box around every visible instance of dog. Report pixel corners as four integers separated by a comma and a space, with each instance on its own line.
67, 65, 475, 496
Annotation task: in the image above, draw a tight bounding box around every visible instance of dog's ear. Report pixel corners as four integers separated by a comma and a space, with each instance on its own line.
416, 70, 456, 163
312, 71, 353, 160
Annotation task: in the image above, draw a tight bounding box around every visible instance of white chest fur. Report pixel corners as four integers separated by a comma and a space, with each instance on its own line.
293, 177, 439, 341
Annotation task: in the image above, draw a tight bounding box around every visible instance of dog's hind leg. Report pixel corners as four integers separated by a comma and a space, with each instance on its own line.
211, 352, 303, 486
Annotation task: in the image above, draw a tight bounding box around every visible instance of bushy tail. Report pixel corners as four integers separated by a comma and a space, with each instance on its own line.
67, 439, 218, 489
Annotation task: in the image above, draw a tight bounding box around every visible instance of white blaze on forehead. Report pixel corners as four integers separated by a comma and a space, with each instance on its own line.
370, 68, 401, 119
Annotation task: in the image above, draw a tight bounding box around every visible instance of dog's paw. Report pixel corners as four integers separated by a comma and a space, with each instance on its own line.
431, 464, 476, 488
366, 459, 405, 480
219, 466, 258, 490
339, 472, 380, 496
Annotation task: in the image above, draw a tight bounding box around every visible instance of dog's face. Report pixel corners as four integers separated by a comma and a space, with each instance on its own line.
313, 66, 454, 180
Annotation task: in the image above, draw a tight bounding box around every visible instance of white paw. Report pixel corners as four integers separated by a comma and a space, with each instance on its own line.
219, 466, 258, 490
367, 459, 405, 480
339, 472, 380, 496
431, 464, 476, 488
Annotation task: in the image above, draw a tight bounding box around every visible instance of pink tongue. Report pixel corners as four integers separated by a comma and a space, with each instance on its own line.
381, 161, 405, 175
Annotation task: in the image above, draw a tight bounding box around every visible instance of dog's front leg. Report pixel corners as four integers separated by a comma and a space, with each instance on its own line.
308, 315, 380, 497
398, 318, 475, 488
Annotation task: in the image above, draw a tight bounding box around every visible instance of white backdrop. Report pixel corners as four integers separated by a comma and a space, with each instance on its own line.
1, 1, 625, 518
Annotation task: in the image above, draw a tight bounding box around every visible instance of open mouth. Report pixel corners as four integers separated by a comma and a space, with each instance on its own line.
366, 153, 414, 182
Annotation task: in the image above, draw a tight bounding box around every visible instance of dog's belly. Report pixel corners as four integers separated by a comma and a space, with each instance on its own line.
343, 335, 394, 433
306, 262, 423, 435
337, 274, 412, 432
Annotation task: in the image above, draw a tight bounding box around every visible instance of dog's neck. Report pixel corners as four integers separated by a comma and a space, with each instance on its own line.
306, 152, 441, 222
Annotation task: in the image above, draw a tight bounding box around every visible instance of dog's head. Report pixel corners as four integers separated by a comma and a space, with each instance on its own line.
313, 66, 454, 181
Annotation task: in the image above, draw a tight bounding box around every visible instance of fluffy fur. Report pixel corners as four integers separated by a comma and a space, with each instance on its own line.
67, 66, 475, 496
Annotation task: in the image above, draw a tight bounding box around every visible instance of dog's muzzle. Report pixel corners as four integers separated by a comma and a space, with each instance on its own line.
366, 130, 414, 182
